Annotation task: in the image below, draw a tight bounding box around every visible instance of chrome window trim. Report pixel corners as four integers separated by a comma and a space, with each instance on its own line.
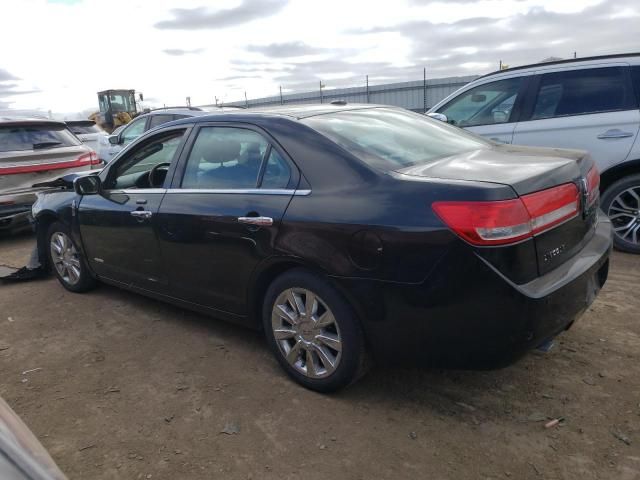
109, 188, 168, 194
164, 188, 311, 196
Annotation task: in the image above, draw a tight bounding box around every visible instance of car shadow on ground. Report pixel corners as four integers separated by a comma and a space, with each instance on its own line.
93, 279, 543, 423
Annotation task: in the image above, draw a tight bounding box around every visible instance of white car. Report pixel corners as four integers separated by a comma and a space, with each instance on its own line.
65, 120, 110, 163
428, 53, 640, 253
105, 108, 209, 161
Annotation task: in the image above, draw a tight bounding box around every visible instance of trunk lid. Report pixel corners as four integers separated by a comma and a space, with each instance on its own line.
397, 144, 589, 196
398, 144, 598, 277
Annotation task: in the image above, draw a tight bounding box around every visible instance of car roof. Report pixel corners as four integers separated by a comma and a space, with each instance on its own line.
183, 103, 389, 123
0, 116, 66, 127
478, 52, 640, 80
142, 108, 209, 117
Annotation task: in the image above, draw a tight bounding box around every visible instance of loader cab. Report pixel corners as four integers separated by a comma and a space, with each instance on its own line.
98, 89, 137, 118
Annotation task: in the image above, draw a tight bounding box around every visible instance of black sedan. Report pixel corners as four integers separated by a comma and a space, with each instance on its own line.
32, 104, 612, 391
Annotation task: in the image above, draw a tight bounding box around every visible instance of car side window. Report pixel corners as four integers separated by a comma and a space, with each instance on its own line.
438, 77, 523, 127
261, 148, 291, 189
531, 67, 635, 120
108, 129, 186, 190
121, 118, 146, 144
181, 127, 269, 189
148, 114, 175, 130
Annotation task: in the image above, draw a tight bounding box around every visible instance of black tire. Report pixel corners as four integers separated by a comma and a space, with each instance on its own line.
601, 174, 640, 254
263, 268, 367, 392
46, 221, 97, 293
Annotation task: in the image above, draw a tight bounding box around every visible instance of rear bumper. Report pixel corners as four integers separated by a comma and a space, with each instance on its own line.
332, 211, 613, 369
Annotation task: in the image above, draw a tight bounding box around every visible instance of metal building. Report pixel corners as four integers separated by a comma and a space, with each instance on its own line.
215, 75, 478, 111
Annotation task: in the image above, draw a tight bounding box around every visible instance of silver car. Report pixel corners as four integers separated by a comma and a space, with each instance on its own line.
0, 117, 98, 232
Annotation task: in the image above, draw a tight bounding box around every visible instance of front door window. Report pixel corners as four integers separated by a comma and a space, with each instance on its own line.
438, 77, 524, 127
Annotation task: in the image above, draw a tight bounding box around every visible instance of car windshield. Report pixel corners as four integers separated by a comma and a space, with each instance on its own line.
0, 124, 81, 152
302, 108, 490, 170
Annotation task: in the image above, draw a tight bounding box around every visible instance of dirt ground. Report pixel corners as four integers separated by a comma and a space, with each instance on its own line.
0, 232, 639, 480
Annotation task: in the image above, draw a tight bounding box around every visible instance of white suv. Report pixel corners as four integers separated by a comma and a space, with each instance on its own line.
429, 53, 640, 253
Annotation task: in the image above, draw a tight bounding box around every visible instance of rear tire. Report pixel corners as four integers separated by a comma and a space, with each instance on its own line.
47, 222, 97, 293
263, 268, 367, 392
601, 174, 640, 254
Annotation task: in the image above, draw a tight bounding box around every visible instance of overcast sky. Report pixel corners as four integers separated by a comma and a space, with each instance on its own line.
0, 0, 638, 115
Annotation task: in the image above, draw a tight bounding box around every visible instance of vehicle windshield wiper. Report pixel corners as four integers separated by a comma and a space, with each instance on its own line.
32, 141, 63, 149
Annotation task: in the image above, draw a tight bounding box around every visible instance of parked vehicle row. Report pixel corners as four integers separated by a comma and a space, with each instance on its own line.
429, 53, 640, 252
32, 104, 611, 391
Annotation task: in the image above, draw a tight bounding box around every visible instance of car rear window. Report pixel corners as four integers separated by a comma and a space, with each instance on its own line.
302, 108, 490, 170
0, 124, 81, 152
67, 122, 101, 135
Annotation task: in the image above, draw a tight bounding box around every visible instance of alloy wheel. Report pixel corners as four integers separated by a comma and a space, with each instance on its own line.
50, 231, 81, 285
271, 288, 342, 379
607, 186, 640, 246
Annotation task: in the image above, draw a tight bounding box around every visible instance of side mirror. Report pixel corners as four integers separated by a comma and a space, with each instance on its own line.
108, 134, 120, 145
74, 175, 101, 195
427, 112, 448, 123
492, 111, 508, 123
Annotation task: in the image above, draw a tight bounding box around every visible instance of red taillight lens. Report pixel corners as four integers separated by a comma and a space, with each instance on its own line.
433, 183, 580, 246
0, 151, 100, 175
521, 183, 580, 235
586, 166, 600, 207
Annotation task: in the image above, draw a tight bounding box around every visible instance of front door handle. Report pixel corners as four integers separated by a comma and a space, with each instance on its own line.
597, 129, 634, 139
130, 210, 152, 220
238, 216, 273, 227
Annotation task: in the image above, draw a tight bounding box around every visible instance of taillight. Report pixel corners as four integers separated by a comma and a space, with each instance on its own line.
433, 183, 580, 246
0, 151, 100, 175
80, 151, 102, 167
585, 166, 600, 207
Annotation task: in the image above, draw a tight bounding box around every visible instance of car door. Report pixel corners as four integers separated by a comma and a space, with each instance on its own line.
435, 76, 529, 144
156, 123, 300, 316
512, 65, 640, 172
78, 125, 191, 292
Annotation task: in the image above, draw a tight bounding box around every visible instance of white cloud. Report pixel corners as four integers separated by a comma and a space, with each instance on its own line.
0, 0, 637, 115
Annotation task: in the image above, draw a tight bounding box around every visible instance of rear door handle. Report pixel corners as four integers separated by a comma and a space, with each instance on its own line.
130, 210, 152, 219
597, 129, 634, 139
238, 216, 273, 227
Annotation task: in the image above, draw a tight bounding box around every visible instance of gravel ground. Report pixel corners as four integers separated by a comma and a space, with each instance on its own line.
1, 232, 639, 480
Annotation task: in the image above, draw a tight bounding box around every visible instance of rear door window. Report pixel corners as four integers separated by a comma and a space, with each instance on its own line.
148, 114, 175, 130
0, 124, 81, 152
260, 149, 291, 189
437, 77, 524, 127
531, 67, 635, 120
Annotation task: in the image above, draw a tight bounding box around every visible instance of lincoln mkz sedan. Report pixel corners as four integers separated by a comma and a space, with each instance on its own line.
32, 104, 612, 391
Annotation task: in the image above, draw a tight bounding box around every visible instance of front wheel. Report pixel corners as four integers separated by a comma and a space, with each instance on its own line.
601, 174, 640, 253
47, 222, 97, 292
263, 269, 367, 392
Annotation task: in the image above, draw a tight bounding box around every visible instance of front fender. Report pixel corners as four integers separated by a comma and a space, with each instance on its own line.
32, 191, 84, 271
